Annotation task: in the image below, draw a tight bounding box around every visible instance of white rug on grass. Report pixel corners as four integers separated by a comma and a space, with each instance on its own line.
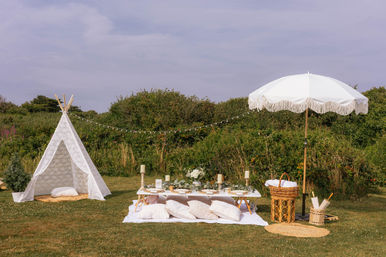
123, 200, 268, 226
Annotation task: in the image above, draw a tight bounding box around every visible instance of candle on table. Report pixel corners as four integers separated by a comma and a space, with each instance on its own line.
165, 175, 170, 182
140, 164, 145, 189
245, 170, 250, 179
217, 174, 223, 184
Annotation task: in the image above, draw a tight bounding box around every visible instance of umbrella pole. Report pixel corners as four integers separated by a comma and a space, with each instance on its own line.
302, 108, 308, 216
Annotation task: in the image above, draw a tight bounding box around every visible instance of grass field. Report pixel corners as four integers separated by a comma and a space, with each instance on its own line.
1, 176, 385, 257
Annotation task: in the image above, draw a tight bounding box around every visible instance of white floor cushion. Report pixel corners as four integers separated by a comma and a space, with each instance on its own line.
51, 187, 78, 197
210, 200, 241, 221
166, 200, 196, 220
137, 204, 170, 219
188, 200, 218, 220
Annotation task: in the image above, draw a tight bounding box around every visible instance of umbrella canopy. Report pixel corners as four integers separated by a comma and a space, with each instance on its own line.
248, 73, 368, 217
249, 73, 368, 115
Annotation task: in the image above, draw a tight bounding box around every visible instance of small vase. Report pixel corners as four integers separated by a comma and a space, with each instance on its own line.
193, 181, 201, 187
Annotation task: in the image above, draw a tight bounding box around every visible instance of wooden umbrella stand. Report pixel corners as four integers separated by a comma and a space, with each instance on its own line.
299, 108, 309, 219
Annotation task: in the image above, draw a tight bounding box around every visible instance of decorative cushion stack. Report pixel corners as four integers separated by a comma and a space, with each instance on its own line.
137, 197, 242, 221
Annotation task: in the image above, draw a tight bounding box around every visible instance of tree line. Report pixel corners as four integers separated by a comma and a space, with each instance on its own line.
0, 87, 384, 199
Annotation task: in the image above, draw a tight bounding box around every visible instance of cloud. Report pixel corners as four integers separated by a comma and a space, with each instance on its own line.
0, 0, 385, 112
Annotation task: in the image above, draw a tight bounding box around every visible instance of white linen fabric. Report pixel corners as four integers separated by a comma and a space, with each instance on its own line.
14, 113, 111, 202
187, 195, 211, 205
146, 195, 159, 204
166, 195, 188, 205
156, 195, 167, 204
137, 204, 170, 219
209, 196, 235, 205
51, 187, 78, 197
248, 73, 368, 115
188, 200, 218, 220
166, 200, 196, 220
264, 179, 298, 188
123, 200, 268, 226
210, 200, 241, 221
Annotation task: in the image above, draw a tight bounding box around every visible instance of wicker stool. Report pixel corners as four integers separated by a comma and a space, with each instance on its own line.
269, 173, 299, 223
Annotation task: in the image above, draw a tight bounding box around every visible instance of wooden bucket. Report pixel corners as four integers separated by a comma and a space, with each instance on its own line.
309, 207, 325, 226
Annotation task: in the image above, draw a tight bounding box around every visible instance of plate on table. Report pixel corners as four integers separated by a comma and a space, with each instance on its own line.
230, 190, 248, 196
146, 188, 164, 193
200, 189, 218, 195
173, 189, 191, 194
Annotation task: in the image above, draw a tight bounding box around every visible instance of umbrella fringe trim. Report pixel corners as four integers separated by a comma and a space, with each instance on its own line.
248, 97, 368, 115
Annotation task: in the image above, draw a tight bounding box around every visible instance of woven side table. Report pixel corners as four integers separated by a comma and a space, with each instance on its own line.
269, 173, 298, 223
271, 196, 296, 222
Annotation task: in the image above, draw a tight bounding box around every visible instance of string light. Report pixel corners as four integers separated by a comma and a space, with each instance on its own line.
69, 111, 253, 135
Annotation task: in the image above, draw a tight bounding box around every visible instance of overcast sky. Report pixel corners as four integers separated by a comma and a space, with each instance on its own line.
1, 0, 385, 112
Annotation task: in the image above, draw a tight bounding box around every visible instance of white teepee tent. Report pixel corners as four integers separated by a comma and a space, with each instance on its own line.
14, 95, 111, 202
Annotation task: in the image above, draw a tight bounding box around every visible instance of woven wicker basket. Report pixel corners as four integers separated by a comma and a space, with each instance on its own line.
269, 173, 299, 223
269, 173, 299, 199
309, 207, 325, 226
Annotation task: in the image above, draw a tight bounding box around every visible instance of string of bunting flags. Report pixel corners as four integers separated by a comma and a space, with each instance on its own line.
69, 111, 254, 135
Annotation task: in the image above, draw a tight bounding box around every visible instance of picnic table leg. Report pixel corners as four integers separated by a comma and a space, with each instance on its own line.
134, 195, 141, 212
245, 198, 252, 214
135, 195, 147, 212
237, 197, 252, 214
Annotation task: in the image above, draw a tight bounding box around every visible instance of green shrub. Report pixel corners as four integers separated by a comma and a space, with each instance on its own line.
4, 153, 31, 192
0, 88, 384, 199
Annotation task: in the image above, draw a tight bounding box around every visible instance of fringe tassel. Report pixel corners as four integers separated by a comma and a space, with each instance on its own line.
248, 97, 368, 115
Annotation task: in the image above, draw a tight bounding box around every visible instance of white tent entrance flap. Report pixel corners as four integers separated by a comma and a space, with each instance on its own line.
34, 141, 88, 196
14, 96, 111, 202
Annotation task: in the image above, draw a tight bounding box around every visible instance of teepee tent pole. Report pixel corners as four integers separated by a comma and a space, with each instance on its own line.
65, 95, 74, 112
302, 108, 308, 216
54, 94, 64, 112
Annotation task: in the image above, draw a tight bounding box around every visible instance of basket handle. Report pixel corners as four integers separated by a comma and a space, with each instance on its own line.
278, 172, 291, 188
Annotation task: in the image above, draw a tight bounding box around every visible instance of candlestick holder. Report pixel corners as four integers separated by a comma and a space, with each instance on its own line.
140, 173, 145, 190
245, 178, 250, 187
218, 181, 222, 191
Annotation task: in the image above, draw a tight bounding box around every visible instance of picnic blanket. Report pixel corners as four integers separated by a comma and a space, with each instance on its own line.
123, 200, 268, 226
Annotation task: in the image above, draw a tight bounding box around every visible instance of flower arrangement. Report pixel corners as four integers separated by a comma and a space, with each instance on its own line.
170, 179, 194, 190
185, 167, 205, 182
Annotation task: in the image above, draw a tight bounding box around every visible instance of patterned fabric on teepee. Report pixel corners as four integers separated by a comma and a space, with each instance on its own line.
13, 95, 111, 202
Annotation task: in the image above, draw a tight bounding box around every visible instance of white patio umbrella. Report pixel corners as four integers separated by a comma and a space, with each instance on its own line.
248, 73, 368, 217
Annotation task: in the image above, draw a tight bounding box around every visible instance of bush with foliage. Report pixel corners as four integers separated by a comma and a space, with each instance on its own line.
0, 87, 384, 199
4, 153, 31, 192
